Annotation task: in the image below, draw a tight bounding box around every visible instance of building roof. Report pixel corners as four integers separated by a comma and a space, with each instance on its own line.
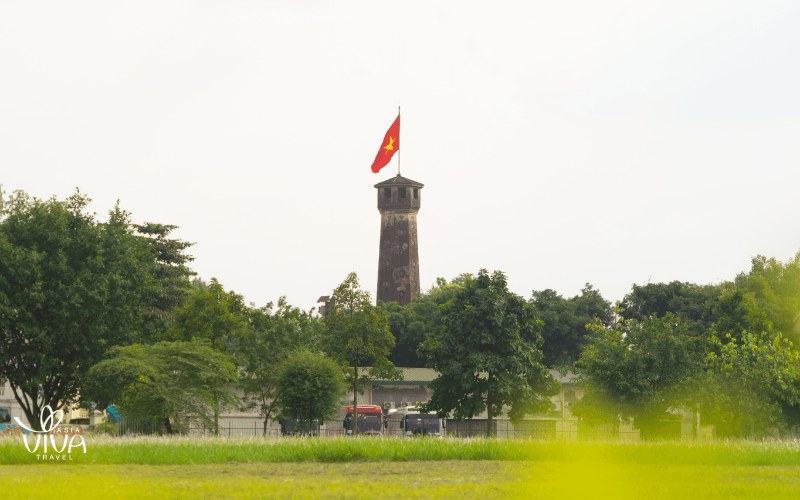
373, 174, 424, 189
368, 367, 578, 386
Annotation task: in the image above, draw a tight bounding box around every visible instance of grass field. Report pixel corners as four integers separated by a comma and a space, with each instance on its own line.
2, 437, 800, 498
4, 435, 800, 465
3, 461, 800, 499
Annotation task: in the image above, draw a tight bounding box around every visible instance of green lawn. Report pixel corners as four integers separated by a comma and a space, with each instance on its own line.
4, 436, 800, 465
3, 437, 800, 498
2, 461, 800, 499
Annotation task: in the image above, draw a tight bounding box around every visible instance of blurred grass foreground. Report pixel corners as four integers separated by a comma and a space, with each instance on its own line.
4, 437, 800, 499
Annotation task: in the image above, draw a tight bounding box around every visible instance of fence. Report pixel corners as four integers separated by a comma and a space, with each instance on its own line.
109, 417, 696, 441
442, 419, 639, 440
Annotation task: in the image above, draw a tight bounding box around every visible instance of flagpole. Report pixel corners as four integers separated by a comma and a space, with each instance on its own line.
397, 105, 401, 176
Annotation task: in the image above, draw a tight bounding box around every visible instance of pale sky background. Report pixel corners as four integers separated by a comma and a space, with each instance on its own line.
2, 1, 799, 312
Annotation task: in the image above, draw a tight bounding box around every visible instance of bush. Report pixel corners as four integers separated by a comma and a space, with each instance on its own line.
92, 422, 119, 436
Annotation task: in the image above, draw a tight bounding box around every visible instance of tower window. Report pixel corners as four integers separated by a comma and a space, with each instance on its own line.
384, 188, 391, 199
413, 188, 418, 199
400, 188, 407, 198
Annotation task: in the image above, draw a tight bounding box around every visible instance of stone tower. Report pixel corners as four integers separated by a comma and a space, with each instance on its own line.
375, 174, 424, 305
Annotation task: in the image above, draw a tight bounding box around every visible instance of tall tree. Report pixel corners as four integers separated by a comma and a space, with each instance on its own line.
275, 349, 344, 435
134, 222, 196, 344
237, 297, 321, 435
166, 278, 247, 434
530, 284, 613, 368
0, 190, 153, 430
699, 330, 800, 437
617, 281, 722, 337
420, 269, 559, 437
322, 272, 401, 435
573, 313, 707, 434
381, 276, 465, 367
733, 253, 800, 346
85, 339, 238, 434
166, 278, 248, 349
712, 287, 774, 343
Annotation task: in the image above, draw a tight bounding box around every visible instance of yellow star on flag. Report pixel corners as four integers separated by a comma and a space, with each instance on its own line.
383, 136, 395, 154
371, 114, 400, 173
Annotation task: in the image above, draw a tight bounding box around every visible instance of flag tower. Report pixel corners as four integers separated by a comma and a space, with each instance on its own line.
374, 174, 423, 306
371, 108, 423, 305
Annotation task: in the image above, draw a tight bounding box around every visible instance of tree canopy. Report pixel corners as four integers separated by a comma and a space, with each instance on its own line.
85, 339, 238, 434
530, 283, 613, 368
322, 272, 401, 434
0, 190, 153, 430
711, 288, 774, 343
166, 278, 248, 349
165, 278, 248, 433
698, 331, 800, 437
134, 222, 196, 344
617, 281, 722, 336
275, 349, 344, 434
733, 253, 800, 345
236, 296, 321, 435
380, 275, 465, 367
420, 269, 559, 436
573, 313, 707, 435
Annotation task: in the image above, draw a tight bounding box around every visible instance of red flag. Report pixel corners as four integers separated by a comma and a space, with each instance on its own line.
370, 115, 400, 173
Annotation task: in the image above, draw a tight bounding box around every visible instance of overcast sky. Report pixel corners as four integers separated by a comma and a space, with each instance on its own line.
2, 1, 799, 312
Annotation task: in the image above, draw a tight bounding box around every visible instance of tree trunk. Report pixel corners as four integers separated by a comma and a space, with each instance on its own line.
486, 392, 493, 438
353, 362, 358, 436
263, 417, 269, 437
163, 417, 173, 434
12, 385, 44, 432
486, 374, 495, 438
214, 405, 219, 436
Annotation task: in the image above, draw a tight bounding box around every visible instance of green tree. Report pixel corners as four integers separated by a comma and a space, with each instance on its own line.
166, 278, 248, 433
697, 331, 800, 437
617, 281, 722, 337
322, 272, 401, 435
712, 288, 773, 343
420, 269, 559, 437
0, 189, 153, 430
530, 284, 613, 368
134, 222, 196, 344
237, 297, 321, 435
381, 276, 465, 367
573, 313, 706, 435
85, 340, 238, 434
734, 253, 800, 346
275, 349, 344, 434
166, 278, 248, 348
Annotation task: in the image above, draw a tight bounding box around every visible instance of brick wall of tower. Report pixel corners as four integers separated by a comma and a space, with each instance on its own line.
375, 175, 423, 306
377, 211, 419, 305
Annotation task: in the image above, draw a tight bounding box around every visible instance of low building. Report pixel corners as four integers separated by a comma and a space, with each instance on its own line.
0, 380, 89, 433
